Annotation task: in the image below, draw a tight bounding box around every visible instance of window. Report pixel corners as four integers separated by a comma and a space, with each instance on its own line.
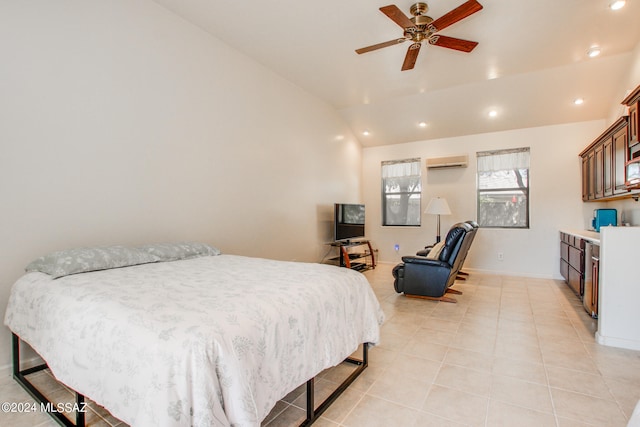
381, 158, 421, 226
477, 148, 530, 228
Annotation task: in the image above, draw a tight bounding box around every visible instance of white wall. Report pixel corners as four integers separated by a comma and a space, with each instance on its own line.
363, 121, 605, 278
597, 226, 640, 351
607, 40, 640, 225
0, 1, 361, 369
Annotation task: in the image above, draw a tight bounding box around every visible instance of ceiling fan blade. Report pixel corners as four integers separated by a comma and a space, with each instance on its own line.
430, 0, 483, 32
429, 35, 478, 52
355, 38, 407, 54
401, 43, 421, 71
379, 5, 417, 32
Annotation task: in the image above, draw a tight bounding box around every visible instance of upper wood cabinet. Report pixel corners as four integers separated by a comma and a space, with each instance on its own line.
603, 136, 613, 197
623, 86, 639, 146
581, 156, 589, 201
613, 124, 628, 193
622, 86, 640, 189
580, 83, 640, 200
580, 117, 629, 202
594, 144, 604, 199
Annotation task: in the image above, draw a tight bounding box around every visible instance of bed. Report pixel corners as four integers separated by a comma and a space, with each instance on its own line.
4, 243, 384, 427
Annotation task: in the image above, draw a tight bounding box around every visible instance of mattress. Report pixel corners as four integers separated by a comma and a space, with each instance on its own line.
4, 254, 383, 426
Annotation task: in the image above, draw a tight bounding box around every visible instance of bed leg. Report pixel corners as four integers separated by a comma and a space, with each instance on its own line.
299, 343, 369, 426
76, 393, 85, 427
12, 333, 20, 377
305, 377, 315, 423
11, 334, 87, 427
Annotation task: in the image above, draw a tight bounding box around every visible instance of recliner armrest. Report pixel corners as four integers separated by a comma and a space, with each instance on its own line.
401, 256, 449, 268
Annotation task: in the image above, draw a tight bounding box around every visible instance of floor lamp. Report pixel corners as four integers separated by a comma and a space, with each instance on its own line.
424, 197, 452, 243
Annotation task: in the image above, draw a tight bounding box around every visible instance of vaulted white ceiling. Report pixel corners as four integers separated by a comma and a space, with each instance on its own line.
153, 0, 640, 146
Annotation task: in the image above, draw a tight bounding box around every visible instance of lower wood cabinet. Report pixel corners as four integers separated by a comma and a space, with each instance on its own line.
560, 232, 584, 296
560, 228, 640, 350
584, 244, 599, 318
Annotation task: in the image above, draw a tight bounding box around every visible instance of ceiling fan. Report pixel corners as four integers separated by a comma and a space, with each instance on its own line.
356, 0, 483, 71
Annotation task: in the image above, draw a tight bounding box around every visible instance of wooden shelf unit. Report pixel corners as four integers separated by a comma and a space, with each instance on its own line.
327, 240, 375, 271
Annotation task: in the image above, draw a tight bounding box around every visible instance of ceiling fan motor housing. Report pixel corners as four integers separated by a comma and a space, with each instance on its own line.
406, 3, 434, 41
410, 2, 429, 16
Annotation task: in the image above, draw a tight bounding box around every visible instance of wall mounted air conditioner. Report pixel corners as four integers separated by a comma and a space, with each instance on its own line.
426, 154, 469, 169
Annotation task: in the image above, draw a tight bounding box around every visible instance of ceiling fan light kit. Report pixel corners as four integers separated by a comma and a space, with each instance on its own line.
356, 0, 483, 71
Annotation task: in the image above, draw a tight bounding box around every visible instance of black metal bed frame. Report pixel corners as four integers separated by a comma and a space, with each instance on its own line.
12, 334, 85, 427
299, 343, 368, 426
12, 333, 369, 427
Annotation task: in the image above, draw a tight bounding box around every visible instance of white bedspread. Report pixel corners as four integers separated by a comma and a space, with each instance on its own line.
4, 255, 383, 426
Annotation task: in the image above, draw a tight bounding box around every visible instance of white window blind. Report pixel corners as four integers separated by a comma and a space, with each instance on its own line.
477, 148, 530, 172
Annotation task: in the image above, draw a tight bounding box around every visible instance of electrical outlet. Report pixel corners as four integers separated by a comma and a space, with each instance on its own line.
394, 244, 400, 252
497, 252, 504, 261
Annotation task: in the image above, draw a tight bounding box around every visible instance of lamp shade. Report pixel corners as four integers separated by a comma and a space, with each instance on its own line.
424, 197, 452, 215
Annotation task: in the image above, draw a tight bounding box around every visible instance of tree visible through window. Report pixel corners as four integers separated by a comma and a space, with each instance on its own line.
382, 158, 421, 226
477, 148, 530, 228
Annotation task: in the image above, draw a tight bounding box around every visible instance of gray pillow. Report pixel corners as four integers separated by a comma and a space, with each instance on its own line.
25, 246, 157, 279
25, 242, 221, 279
137, 242, 221, 261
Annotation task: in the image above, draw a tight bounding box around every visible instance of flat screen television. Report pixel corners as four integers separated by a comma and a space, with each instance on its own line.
334, 203, 365, 242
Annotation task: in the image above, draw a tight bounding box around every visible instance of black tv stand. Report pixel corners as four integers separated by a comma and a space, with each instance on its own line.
327, 240, 375, 271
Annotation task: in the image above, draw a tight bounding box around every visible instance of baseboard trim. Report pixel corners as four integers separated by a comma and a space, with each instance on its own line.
376, 262, 560, 281
461, 267, 558, 281
596, 332, 640, 351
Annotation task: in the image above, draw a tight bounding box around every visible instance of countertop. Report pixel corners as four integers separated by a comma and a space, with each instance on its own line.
560, 229, 601, 244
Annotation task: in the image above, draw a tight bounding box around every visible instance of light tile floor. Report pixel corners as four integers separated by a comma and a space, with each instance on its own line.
1, 263, 639, 426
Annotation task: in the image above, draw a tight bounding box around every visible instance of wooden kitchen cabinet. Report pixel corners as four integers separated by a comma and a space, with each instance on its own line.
594, 144, 604, 199
581, 156, 590, 201
560, 232, 584, 297
629, 101, 637, 144
584, 244, 599, 318
622, 85, 639, 146
622, 85, 640, 189
560, 229, 640, 351
613, 124, 628, 193
580, 117, 629, 201
580, 84, 640, 200
584, 149, 596, 201
603, 137, 613, 197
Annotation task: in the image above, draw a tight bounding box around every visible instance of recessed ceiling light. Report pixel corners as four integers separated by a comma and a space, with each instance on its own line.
587, 46, 601, 58
488, 110, 498, 118
362, 130, 370, 136
574, 98, 584, 105
610, 0, 626, 10
418, 121, 427, 128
